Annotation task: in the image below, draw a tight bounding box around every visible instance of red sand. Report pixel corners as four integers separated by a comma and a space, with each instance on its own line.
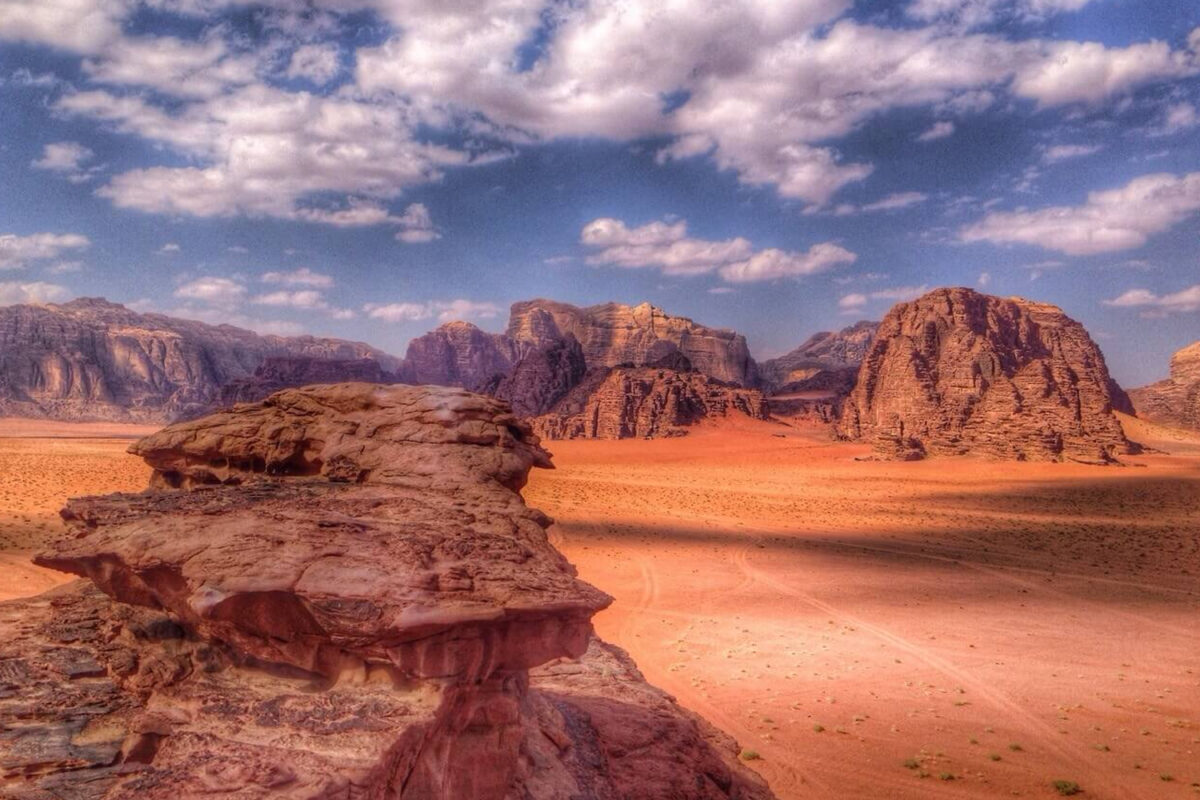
525, 418, 1200, 799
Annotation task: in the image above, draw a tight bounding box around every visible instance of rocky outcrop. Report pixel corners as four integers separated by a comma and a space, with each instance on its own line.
214, 356, 397, 409
532, 366, 767, 440
508, 299, 758, 387
760, 320, 876, 395
0, 298, 400, 423
838, 288, 1135, 462
1129, 341, 1200, 431
398, 321, 520, 390
483, 335, 588, 418
2, 383, 774, 800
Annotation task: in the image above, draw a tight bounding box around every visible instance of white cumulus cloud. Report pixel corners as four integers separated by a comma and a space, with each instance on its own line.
961, 171, 1200, 255
581, 217, 855, 283
0, 280, 71, 305
0, 232, 90, 270
1103, 285, 1200, 315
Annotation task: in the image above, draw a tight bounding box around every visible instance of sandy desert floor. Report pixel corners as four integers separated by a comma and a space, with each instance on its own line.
0, 418, 155, 601
526, 416, 1200, 800
1, 414, 1198, 798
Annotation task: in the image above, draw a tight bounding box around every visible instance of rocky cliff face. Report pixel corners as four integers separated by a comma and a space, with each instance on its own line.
483, 335, 588, 418
1129, 341, 1200, 431
398, 321, 521, 390
838, 288, 1134, 462
508, 299, 758, 387
760, 320, 877, 394
3, 383, 774, 800
532, 366, 767, 440
0, 298, 400, 423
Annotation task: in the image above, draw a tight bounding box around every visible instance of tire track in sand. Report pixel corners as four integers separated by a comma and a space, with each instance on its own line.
731, 542, 1156, 800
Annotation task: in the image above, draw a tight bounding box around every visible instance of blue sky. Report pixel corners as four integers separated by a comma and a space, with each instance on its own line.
0, 0, 1197, 386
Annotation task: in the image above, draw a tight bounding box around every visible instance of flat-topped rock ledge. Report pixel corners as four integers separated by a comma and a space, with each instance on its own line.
2, 383, 774, 800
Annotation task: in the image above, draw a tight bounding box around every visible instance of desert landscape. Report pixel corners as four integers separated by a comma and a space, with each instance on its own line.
3, 0, 1200, 795
3, 405, 1198, 797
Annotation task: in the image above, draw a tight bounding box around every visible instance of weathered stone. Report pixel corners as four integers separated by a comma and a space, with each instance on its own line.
399, 321, 519, 390
507, 299, 759, 386
1129, 341, 1200, 431
214, 357, 396, 409
484, 335, 587, 418
838, 288, 1135, 462
3, 383, 775, 800
532, 366, 767, 440
760, 320, 877, 394
0, 298, 399, 423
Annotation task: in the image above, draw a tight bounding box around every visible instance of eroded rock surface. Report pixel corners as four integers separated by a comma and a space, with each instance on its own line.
508, 299, 758, 387
838, 288, 1135, 462
483, 335, 588, 418
760, 320, 877, 395
1130, 341, 1200, 431
2, 383, 774, 800
398, 321, 520, 391
0, 298, 399, 423
532, 366, 767, 440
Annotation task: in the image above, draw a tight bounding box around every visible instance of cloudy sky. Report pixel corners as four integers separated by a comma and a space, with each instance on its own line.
1, 0, 1197, 385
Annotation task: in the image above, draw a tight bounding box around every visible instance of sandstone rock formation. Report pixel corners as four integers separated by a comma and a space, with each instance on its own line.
1129, 341, 1200, 431
0, 298, 400, 423
838, 288, 1135, 462
398, 321, 520, 390
760, 320, 877, 395
2, 383, 774, 799
482, 335, 587, 418
533, 366, 767, 440
508, 299, 758, 386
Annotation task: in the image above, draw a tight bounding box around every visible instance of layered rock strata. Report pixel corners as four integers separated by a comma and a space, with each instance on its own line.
760, 320, 877, 395
532, 366, 767, 440
508, 299, 758, 387
1, 383, 774, 799
838, 288, 1135, 462
1129, 341, 1200, 431
482, 335, 588, 418
398, 321, 521, 391
0, 298, 399, 423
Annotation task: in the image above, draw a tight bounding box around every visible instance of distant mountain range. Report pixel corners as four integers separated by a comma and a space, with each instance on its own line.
0, 296, 866, 426
0, 298, 400, 422
3, 293, 1195, 446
